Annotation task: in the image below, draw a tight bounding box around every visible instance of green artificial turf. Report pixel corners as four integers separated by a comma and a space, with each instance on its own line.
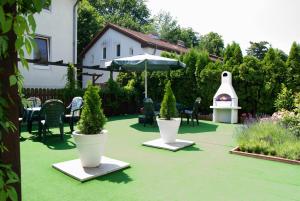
21, 115, 300, 201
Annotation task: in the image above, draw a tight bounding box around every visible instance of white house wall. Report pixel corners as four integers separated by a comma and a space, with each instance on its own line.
82, 28, 162, 87
142, 47, 162, 56
19, 0, 76, 89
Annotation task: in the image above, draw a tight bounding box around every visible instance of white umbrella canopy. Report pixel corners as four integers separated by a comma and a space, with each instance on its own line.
105, 54, 186, 98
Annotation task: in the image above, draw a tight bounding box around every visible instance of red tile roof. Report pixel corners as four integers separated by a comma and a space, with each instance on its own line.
79, 23, 189, 58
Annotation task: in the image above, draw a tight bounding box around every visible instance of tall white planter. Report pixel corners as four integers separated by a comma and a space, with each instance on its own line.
157, 118, 181, 143
72, 130, 108, 167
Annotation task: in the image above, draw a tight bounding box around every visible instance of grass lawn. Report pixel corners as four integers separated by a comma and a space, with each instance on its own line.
21, 115, 300, 201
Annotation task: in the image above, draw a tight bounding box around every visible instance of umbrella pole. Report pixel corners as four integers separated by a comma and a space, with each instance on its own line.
145, 60, 147, 98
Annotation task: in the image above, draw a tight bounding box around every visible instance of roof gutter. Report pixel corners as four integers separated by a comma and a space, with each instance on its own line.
73, 0, 81, 64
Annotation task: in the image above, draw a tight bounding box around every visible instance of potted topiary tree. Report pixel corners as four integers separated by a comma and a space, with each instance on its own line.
157, 80, 180, 143
73, 82, 107, 167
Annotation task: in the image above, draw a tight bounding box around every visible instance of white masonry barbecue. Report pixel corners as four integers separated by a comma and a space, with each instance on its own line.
210, 71, 241, 123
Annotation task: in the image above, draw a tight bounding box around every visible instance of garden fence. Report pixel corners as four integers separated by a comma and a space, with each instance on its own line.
23, 88, 139, 116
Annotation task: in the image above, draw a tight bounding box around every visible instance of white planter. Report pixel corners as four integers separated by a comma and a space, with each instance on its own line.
157, 118, 181, 143
72, 130, 108, 167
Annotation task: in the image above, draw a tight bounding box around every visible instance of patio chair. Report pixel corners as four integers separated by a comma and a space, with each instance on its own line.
26, 97, 42, 133
138, 98, 155, 126
181, 97, 201, 126
154, 102, 161, 117
64, 97, 83, 132
38, 99, 65, 140
27, 97, 41, 108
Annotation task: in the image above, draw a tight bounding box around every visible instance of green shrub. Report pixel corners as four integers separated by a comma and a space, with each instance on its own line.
160, 80, 178, 120
274, 84, 294, 111
124, 79, 137, 100
293, 92, 300, 113
280, 111, 300, 137
77, 82, 106, 134
275, 141, 300, 160
66, 64, 76, 90
101, 78, 139, 115
114, 46, 293, 115
101, 78, 124, 112
116, 72, 135, 86
236, 121, 300, 160
63, 64, 84, 102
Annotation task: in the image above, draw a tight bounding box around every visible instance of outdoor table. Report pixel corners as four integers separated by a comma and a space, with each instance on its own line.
26, 107, 41, 133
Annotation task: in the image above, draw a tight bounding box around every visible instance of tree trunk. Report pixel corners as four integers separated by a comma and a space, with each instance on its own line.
0, 3, 22, 201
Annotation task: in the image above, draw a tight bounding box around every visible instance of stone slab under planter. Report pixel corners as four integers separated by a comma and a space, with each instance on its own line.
230, 147, 300, 165
52, 156, 130, 182
142, 138, 195, 151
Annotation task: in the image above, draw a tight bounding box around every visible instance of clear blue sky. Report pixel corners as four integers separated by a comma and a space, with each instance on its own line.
146, 0, 300, 54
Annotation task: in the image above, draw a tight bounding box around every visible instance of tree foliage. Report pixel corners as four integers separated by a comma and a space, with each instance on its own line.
89, 0, 151, 27
198, 32, 224, 57
116, 41, 299, 116
64, 64, 84, 102
78, 0, 104, 54
246, 41, 270, 60
78, 0, 152, 53
274, 84, 294, 111
223, 42, 243, 66
152, 10, 199, 48
234, 56, 264, 113
197, 60, 224, 111
286, 42, 300, 92
260, 48, 287, 113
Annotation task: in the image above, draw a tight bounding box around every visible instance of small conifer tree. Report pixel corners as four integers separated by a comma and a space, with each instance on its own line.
160, 81, 178, 120
274, 84, 294, 111
66, 64, 76, 90
77, 82, 107, 134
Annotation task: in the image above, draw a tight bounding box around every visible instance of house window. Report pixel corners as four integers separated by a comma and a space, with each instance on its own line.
116, 44, 121, 57
129, 48, 133, 56
103, 47, 106, 59
34, 37, 49, 64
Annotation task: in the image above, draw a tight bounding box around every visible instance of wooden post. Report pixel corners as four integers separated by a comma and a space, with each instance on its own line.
0, 3, 22, 201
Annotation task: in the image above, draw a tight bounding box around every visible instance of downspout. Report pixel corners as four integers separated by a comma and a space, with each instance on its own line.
73, 0, 81, 64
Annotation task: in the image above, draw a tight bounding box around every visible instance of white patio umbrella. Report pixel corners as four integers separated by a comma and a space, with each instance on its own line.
105, 54, 186, 98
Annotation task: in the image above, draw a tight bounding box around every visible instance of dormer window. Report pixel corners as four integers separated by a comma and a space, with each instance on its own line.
116, 44, 121, 57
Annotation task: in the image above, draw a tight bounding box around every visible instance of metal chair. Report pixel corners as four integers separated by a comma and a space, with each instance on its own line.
138, 98, 155, 126
26, 97, 42, 133
64, 97, 83, 132
181, 97, 201, 126
27, 97, 41, 108
38, 99, 65, 140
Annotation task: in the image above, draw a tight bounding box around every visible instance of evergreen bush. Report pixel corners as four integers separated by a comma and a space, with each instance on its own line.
274, 84, 294, 111
115, 41, 300, 116
66, 64, 76, 90
63, 64, 84, 103
77, 82, 106, 134
160, 80, 178, 120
